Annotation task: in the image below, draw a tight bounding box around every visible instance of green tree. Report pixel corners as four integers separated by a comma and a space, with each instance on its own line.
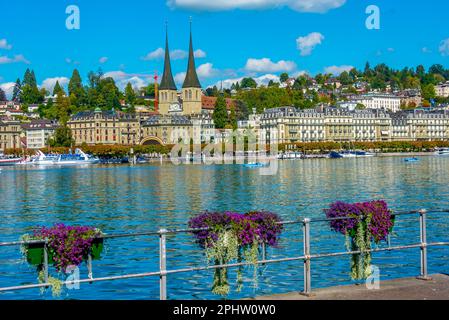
125, 82, 137, 108
235, 100, 249, 120
421, 84, 436, 100
49, 125, 75, 147
55, 92, 71, 123
144, 83, 155, 96
20, 69, 43, 104
12, 78, 21, 102
68, 69, 86, 108
228, 105, 237, 130
240, 77, 257, 89
0, 88, 6, 101
279, 73, 289, 83
53, 81, 64, 96
338, 71, 353, 85
213, 95, 228, 129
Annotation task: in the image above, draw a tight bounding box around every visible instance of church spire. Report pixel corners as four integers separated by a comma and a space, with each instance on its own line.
182, 20, 201, 89
159, 23, 177, 91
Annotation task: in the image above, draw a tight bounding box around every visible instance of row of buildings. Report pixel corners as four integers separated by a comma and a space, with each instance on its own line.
2, 26, 449, 152
0, 119, 58, 151
252, 107, 449, 144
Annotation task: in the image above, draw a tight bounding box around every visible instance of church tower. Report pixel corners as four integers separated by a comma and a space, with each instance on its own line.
182, 22, 202, 115
159, 27, 178, 115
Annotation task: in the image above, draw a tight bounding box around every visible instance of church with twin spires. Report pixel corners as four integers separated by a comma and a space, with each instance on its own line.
139, 23, 219, 145
158, 25, 203, 115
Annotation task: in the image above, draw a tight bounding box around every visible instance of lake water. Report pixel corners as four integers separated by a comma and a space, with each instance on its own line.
0, 157, 448, 300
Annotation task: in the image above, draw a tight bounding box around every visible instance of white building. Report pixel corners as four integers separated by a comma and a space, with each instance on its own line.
353, 93, 402, 113
22, 120, 58, 149
337, 100, 359, 111
436, 82, 449, 98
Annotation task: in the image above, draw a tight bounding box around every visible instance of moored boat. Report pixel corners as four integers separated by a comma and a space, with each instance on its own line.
329, 151, 375, 159
434, 148, 449, 156
0, 153, 23, 166
54, 149, 100, 165
32, 150, 59, 166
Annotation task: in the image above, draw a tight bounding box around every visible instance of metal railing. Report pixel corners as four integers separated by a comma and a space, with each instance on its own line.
0, 209, 449, 299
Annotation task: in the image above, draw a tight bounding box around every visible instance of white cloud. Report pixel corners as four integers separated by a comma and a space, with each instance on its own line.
292, 70, 309, 78
245, 58, 296, 73
174, 72, 186, 84
194, 49, 207, 58
255, 74, 280, 86
296, 32, 324, 56
41, 77, 70, 93
167, 0, 346, 13
174, 63, 218, 84
439, 38, 449, 56
65, 58, 80, 65
103, 71, 152, 90
171, 49, 188, 60
0, 39, 12, 50
387, 48, 395, 52
0, 82, 16, 99
142, 48, 207, 61
0, 54, 30, 64
197, 63, 219, 78
324, 65, 353, 75
422, 47, 432, 54
99, 57, 109, 64
142, 48, 165, 61
211, 74, 280, 89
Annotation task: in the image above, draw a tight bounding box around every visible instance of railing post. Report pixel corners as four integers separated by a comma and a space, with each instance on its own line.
159, 228, 168, 300
418, 209, 432, 280
87, 252, 93, 282
43, 241, 49, 287
261, 242, 266, 265
302, 218, 312, 296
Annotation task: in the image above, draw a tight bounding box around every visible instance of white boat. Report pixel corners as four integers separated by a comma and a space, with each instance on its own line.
54, 149, 100, 165
32, 149, 99, 166
32, 150, 59, 166
0, 153, 23, 166
329, 151, 375, 159
434, 148, 449, 156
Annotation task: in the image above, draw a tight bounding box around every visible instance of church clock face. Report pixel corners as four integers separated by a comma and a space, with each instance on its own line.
169, 103, 183, 113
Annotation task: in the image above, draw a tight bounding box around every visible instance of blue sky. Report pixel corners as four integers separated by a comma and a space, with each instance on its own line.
1, 0, 448, 97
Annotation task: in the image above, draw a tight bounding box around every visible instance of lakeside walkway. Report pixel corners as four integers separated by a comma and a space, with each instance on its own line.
251, 274, 449, 300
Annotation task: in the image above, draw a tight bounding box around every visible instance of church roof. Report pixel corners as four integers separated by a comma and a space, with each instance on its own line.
159, 30, 177, 91
182, 28, 201, 89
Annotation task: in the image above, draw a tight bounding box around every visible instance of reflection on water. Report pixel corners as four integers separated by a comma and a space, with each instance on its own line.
0, 157, 448, 299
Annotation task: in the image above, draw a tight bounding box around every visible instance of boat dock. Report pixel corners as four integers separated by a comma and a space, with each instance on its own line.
251, 274, 449, 300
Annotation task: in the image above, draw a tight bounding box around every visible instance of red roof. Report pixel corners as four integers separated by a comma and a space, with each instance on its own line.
201, 96, 236, 110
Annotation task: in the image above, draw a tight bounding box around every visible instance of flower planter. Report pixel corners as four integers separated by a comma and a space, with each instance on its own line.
24, 238, 104, 266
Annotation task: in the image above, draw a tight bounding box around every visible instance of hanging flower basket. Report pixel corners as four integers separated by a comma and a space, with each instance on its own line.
20, 224, 104, 297
23, 238, 104, 266
189, 211, 283, 296
324, 200, 395, 280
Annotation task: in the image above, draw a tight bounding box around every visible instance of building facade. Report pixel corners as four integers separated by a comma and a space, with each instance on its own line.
436, 82, 449, 98
0, 119, 21, 151
259, 106, 449, 144
68, 108, 141, 145
353, 93, 402, 112
21, 120, 58, 149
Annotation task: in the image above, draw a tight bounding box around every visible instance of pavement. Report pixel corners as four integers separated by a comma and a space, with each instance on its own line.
250, 274, 449, 300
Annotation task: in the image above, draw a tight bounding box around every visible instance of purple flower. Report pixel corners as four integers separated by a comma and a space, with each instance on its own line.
189, 211, 283, 248
324, 200, 394, 243
32, 224, 101, 271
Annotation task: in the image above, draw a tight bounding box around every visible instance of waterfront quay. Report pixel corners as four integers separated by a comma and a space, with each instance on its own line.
252, 274, 449, 300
